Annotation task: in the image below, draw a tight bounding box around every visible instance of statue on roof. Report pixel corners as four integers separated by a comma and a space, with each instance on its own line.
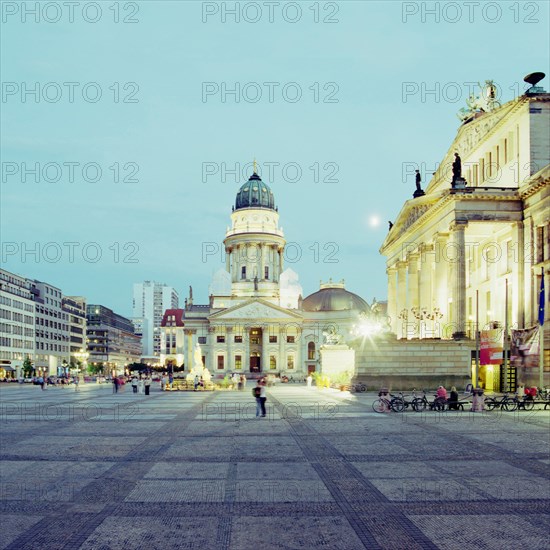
413, 169, 425, 198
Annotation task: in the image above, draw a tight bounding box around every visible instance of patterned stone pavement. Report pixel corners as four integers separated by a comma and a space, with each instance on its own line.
0, 382, 549, 549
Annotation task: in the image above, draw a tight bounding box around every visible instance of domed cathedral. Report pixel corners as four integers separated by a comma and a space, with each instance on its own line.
160, 169, 374, 377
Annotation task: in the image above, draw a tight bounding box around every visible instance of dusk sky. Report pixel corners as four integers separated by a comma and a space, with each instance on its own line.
2, 1, 549, 317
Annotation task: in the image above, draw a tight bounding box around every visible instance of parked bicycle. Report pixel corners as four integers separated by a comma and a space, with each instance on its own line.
350, 383, 367, 393
485, 392, 517, 412
372, 393, 405, 413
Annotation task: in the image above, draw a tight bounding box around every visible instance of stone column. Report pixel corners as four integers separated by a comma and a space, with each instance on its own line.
450, 221, 468, 339
419, 244, 434, 338
512, 222, 524, 329
278, 325, 285, 372
406, 253, 420, 338
225, 247, 231, 272
433, 233, 449, 337
295, 328, 302, 374
396, 260, 408, 338
226, 326, 233, 371
262, 326, 269, 372
387, 265, 397, 335
244, 327, 250, 373
208, 328, 217, 372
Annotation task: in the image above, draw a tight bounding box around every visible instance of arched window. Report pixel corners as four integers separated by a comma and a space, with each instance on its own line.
308, 341, 315, 360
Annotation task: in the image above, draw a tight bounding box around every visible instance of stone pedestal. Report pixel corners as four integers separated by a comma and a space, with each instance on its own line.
319, 344, 355, 379
452, 177, 467, 189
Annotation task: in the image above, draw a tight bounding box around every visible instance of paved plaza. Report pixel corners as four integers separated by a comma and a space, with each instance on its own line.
0, 383, 549, 550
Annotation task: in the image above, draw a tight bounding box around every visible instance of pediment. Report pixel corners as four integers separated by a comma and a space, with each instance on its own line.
209, 299, 302, 321
381, 193, 443, 251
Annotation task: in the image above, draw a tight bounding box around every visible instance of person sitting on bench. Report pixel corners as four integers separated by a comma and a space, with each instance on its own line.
447, 386, 460, 410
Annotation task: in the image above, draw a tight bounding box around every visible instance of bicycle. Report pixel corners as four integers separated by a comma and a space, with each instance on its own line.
411, 390, 429, 412
485, 392, 517, 412
350, 383, 367, 393
372, 393, 405, 413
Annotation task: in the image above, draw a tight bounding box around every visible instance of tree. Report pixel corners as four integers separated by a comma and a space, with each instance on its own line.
23, 356, 33, 377
87, 363, 103, 375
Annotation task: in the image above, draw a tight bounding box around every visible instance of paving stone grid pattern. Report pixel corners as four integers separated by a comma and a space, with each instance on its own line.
0, 383, 549, 550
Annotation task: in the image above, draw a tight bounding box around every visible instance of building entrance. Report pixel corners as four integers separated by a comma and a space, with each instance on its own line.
250, 353, 261, 373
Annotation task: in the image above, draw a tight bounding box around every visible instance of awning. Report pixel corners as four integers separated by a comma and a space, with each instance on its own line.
1, 366, 16, 371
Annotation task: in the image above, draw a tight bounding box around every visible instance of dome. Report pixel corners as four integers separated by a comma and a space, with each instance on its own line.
235, 172, 276, 211
302, 283, 369, 312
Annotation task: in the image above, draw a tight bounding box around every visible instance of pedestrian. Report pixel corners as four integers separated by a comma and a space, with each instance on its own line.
144, 376, 151, 395
74, 376, 80, 392
132, 377, 138, 394
306, 374, 312, 388
113, 377, 119, 393
253, 380, 267, 418
138, 377, 144, 394
194, 375, 199, 391
448, 386, 459, 410
38, 376, 44, 390
168, 374, 173, 389
160, 375, 165, 391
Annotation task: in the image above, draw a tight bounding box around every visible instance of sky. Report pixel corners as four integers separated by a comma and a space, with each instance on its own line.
1, 0, 549, 317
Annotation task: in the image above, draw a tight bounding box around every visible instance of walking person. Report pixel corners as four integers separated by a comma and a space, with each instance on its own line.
194, 375, 199, 391
138, 377, 144, 395
306, 374, 312, 389
132, 377, 138, 394
38, 376, 44, 391
144, 376, 151, 396
253, 380, 267, 418
74, 376, 80, 392
113, 377, 119, 394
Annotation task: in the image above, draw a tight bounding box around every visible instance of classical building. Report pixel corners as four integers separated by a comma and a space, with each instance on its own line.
380, 76, 549, 389
160, 172, 372, 376
86, 304, 142, 375
0, 269, 35, 378
132, 281, 179, 358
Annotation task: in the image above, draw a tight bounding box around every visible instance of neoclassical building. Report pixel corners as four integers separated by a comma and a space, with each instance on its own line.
380, 78, 549, 387
160, 172, 373, 376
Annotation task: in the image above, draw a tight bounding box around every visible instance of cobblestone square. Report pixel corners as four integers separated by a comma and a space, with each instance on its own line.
1, 383, 549, 549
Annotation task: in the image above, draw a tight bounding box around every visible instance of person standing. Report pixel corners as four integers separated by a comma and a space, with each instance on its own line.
131, 377, 138, 394
194, 375, 199, 392
74, 376, 80, 392
144, 376, 151, 396
160, 375, 166, 392
38, 376, 44, 391
306, 374, 312, 389
138, 377, 144, 394
113, 377, 119, 394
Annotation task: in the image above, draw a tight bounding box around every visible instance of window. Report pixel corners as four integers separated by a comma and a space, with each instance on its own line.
234, 335, 242, 343
286, 335, 295, 343
235, 355, 242, 370
264, 266, 269, 279
287, 354, 294, 369
217, 335, 225, 343
198, 336, 206, 344
250, 329, 260, 345
269, 335, 277, 343
217, 355, 224, 370
308, 341, 315, 360
241, 266, 246, 279
270, 355, 277, 370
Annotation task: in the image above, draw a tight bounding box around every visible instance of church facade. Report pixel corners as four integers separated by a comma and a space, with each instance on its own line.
380, 77, 549, 389
160, 173, 373, 377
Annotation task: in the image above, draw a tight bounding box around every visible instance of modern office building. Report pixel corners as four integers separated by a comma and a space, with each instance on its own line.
0, 269, 35, 378
132, 281, 179, 358
86, 304, 142, 374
